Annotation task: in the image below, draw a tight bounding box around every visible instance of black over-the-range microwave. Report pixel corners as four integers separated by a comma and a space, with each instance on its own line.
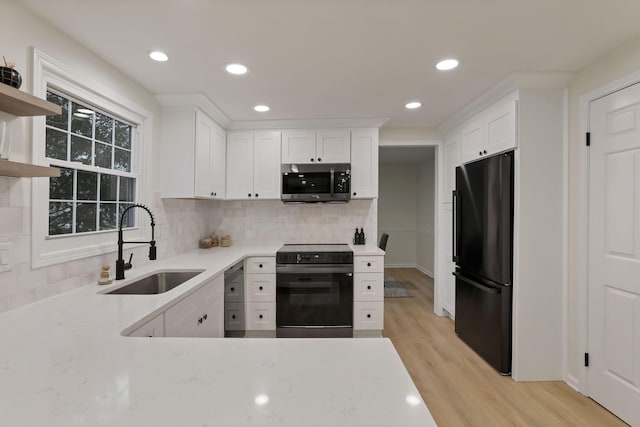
281, 163, 351, 203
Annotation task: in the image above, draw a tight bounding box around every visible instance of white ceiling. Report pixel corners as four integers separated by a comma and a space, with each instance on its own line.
18, 0, 640, 128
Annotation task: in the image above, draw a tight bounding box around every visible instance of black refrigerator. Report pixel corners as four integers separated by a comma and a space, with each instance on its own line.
453, 151, 513, 375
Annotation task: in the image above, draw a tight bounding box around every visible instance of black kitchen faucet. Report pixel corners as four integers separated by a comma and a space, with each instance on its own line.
115, 204, 156, 280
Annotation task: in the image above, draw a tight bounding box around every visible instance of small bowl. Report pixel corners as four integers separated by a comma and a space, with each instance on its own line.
0, 67, 22, 89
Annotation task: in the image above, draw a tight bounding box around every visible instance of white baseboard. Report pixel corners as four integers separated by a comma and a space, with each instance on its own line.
385, 263, 434, 278
565, 374, 581, 393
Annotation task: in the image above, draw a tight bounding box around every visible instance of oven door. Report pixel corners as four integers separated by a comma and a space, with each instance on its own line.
276, 264, 353, 337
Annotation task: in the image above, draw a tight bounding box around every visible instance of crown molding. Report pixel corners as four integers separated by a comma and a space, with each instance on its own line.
438, 72, 575, 134
155, 93, 231, 128
226, 117, 389, 130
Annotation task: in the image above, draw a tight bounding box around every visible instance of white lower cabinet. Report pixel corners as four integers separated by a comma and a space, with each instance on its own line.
129, 313, 165, 337
164, 275, 224, 338
354, 272, 384, 301
224, 302, 245, 331
245, 256, 276, 335
245, 301, 276, 330
353, 254, 384, 336
353, 301, 384, 330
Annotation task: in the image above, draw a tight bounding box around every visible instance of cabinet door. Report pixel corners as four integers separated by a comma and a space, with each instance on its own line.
281, 130, 316, 163
316, 129, 351, 163
211, 124, 227, 199
441, 203, 455, 316
486, 97, 517, 155
350, 128, 378, 199
194, 109, 214, 198
444, 136, 461, 201
226, 131, 255, 199
253, 131, 281, 199
165, 290, 201, 337
460, 119, 485, 164
129, 313, 165, 337
198, 275, 224, 338
246, 273, 276, 302
354, 272, 384, 302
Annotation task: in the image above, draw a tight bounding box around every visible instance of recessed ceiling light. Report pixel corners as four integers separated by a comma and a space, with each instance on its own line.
148, 51, 169, 62
77, 108, 94, 115
73, 113, 90, 118
436, 58, 459, 71
226, 63, 249, 75
405, 102, 422, 110
254, 105, 270, 112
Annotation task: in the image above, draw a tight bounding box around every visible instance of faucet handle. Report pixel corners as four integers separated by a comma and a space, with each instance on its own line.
124, 253, 133, 271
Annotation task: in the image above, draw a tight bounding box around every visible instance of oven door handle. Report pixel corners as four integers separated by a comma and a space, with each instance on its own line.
276, 265, 353, 274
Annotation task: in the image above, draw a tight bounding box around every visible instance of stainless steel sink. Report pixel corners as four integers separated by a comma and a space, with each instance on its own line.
106, 270, 204, 295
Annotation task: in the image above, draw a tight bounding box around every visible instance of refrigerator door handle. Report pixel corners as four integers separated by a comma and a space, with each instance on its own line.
452, 190, 458, 263
453, 272, 500, 295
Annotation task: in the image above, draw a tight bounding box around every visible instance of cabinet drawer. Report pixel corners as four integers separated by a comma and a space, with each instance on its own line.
354, 272, 384, 301
224, 302, 245, 331
246, 273, 276, 302
245, 257, 276, 274
353, 301, 384, 330
245, 302, 276, 330
354, 256, 384, 273
129, 313, 165, 337
224, 278, 244, 303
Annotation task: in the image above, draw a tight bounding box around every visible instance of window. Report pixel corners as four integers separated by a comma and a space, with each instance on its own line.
44, 89, 137, 236
31, 49, 152, 268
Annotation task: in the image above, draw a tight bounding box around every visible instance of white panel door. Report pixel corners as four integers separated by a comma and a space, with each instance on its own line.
226, 131, 254, 199
194, 110, 213, 198
316, 129, 351, 163
253, 131, 281, 199
281, 130, 316, 163
588, 82, 640, 427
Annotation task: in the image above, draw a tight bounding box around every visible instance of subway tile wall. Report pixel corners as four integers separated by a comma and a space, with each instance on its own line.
0, 187, 214, 314
0, 186, 375, 313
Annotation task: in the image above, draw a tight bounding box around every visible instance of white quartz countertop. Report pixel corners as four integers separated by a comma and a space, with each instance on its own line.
0, 244, 433, 427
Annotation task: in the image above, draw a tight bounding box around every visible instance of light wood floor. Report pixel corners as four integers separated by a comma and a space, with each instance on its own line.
383, 268, 627, 427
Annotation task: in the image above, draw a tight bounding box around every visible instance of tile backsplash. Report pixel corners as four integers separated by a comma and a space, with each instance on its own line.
211, 199, 377, 246
0, 187, 375, 313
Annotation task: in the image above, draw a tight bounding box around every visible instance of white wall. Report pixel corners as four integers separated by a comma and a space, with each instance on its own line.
378, 164, 418, 265
416, 152, 435, 275
378, 151, 435, 272
566, 34, 640, 387
380, 127, 442, 141
0, 2, 210, 313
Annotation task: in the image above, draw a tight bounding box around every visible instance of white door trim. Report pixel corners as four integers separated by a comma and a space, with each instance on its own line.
577, 68, 640, 394
378, 139, 444, 315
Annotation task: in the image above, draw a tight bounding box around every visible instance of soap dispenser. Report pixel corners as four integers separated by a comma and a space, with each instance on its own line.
360, 228, 366, 245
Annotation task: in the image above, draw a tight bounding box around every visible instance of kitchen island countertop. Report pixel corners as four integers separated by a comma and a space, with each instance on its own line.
0, 243, 435, 427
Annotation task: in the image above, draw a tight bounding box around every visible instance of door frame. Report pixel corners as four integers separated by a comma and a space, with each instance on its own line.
378, 139, 443, 314
577, 69, 640, 394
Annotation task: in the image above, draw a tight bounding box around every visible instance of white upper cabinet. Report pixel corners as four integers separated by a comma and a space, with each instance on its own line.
159, 106, 226, 199
281, 129, 350, 164
226, 130, 281, 200
459, 92, 518, 164
316, 129, 351, 163
350, 128, 379, 199
253, 131, 282, 199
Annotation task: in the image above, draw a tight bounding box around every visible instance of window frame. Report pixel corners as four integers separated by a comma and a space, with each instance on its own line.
31, 49, 153, 269
45, 88, 138, 238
